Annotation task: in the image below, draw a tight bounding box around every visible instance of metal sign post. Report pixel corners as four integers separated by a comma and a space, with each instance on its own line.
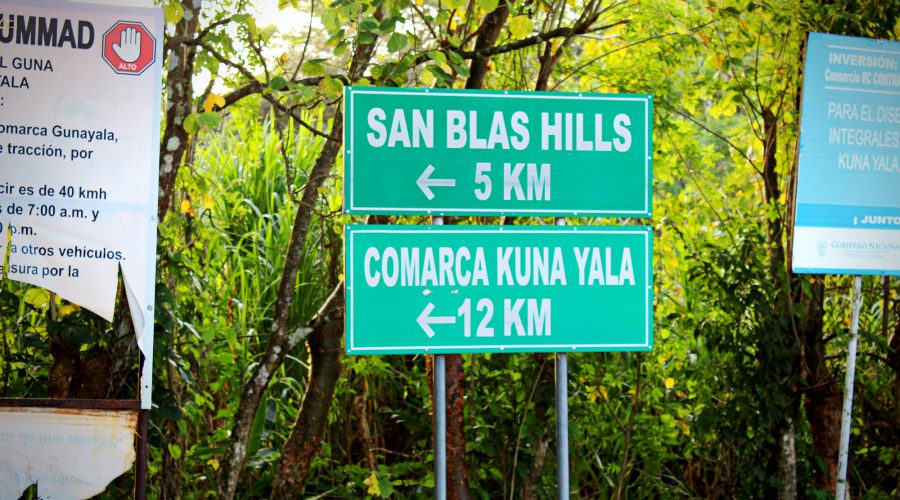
434, 353, 447, 500
836, 275, 863, 499
432, 216, 447, 500
556, 352, 569, 498
553, 217, 569, 497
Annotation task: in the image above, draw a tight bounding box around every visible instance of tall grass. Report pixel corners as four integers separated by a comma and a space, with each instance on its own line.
153, 98, 331, 494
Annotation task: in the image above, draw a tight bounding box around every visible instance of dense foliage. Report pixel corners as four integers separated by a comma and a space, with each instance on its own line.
1, 0, 898, 498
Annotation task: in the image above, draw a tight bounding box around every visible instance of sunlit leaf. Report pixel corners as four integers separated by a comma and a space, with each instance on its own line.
301, 60, 326, 77
203, 93, 225, 113
509, 15, 533, 39
421, 68, 436, 86
477, 0, 499, 12
163, 2, 184, 24
24, 288, 50, 309
364, 472, 381, 496
181, 199, 195, 217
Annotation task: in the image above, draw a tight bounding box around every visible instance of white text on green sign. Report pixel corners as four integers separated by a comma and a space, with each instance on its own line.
345, 225, 653, 354
344, 87, 653, 217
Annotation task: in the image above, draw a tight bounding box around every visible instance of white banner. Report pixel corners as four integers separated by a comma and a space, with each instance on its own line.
0, 408, 138, 499
0, 1, 162, 369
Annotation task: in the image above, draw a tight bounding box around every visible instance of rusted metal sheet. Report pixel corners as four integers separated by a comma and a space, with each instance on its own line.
0, 398, 140, 410
0, 407, 137, 499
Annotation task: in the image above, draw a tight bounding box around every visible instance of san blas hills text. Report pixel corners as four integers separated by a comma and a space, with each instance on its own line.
0, 12, 96, 89
364, 108, 635, 152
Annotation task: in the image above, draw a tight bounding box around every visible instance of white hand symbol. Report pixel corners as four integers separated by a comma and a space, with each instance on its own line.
112, 27, 142, 63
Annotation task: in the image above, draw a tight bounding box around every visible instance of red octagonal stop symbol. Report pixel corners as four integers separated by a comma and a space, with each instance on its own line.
102, 21, 156, 76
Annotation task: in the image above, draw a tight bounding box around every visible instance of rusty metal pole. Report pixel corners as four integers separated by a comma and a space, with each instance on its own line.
136, 409, 149, 500
135, 349, 149, 500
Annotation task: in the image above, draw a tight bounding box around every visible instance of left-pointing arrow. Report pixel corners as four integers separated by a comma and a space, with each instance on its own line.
417, 302, 456, 338
417, 164, 456, 200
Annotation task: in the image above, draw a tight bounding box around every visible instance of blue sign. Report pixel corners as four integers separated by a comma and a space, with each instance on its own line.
793, 33, 900, 276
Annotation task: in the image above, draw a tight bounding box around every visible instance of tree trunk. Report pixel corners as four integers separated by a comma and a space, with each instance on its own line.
158, 0, 202, 220
161, 357, 185, 499
761, 105, 801, 498
270, 292, 344, 497
108, 282, 139, 398
466, 5, 508, 90
48, 331, 79, 398
218, 31, 378, 498
216, 114, 345, 499
425, 352, 471, 500
796, 276, 841, 492
887, 312, 900, 437
444, 354, 471, 500
518, 355, 554, 499
777, 417, 798, 500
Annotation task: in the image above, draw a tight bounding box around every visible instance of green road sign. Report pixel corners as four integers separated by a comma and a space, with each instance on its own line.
344, 87, 653, 217
345, 225, 653, 354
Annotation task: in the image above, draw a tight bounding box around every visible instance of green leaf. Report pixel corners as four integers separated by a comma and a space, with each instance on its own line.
359, 17, 380, 32
451, 62, 470, 78
163, 2, 184, 24
243, 16, 259, 38
380, 16, 400, 32
321, 8, 340, 33
182, 113, 196, 133
378, 474, 395, 497
319, 76, 344, 99
23, 288, 50, 309
334, 40, 350, 57
269, 76, 288, 91
447, 50, 465, 65
477, 0, 499, 13
301, 60, 326, 77
444, 0, 466, 10
426, 64, 452, 85
247, 397, 269, 458
420, 68, 436, 86
195, 112, 221, 130
508, 15, 533, 39
428, 50, 447, 65
326, 29, 346, 47
388, 32, 408, 53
